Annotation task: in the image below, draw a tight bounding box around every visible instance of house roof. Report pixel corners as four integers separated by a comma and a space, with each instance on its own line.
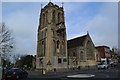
95, 46, 110, 49
67, 34, 87, 48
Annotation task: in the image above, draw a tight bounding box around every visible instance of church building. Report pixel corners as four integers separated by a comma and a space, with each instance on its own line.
67, 33, 98, 69
36, 2, 98, 72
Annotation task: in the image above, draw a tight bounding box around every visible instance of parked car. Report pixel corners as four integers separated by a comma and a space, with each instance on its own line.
109, 62, 118, 67
3, 68, 28, 80
0, 66, 2, 80
97, 63, 109, 69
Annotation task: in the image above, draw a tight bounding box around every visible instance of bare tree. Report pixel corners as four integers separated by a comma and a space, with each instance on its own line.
0, 22, 14, 61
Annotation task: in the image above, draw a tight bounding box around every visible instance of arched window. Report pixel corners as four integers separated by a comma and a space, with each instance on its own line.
62, 41, 64, 45
41, 40, 45, 56
43, 14, 45, 27
80, 51, 84, 61
58, 13, 60, 23
73, 52, 76, 57
41, 31, 43, 38
57, 40, 60, 49
52, 11, 55, 23
86, 41, 94, 60
42, 41, 44, 45
46, 11, 48, 23
45, 29, 47, 37
51, 30, 54, 37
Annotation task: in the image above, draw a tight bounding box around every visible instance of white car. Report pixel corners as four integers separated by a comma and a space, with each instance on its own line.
97, 63, 109, 69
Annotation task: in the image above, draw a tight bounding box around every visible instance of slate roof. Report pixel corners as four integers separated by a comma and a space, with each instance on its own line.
67, 35, 87, 49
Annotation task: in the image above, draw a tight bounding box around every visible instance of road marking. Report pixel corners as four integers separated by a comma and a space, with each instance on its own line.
67, 74, 95, 78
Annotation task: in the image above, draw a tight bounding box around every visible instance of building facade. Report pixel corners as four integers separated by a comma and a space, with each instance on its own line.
67, 33, 98, 69
36, 2, 68, 72
96, 46, 112, 64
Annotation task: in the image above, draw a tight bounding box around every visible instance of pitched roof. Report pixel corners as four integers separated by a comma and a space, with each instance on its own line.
95, 46, 110, 49
67, 35, 87, 48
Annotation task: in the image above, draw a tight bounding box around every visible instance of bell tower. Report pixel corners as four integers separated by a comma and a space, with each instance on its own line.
36, 2, 68, 72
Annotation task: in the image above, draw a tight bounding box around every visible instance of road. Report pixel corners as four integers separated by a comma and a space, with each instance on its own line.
25, 68, 119, 80
18, 64, 120, 80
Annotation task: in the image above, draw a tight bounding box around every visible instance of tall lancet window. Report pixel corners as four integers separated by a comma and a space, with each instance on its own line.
58, 13, 60, 23
57, 40, 60, 53
43, 14, 45, 27
52, 11, 55, 23
86, 41, 94, 60
57, 40, 60, 49
46, 11, 48, 23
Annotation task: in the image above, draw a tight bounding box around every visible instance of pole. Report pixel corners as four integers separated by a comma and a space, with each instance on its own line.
42, 61, 43, 74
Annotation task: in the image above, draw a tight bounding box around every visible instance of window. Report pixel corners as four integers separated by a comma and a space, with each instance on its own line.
46, 11, 48, 23
62, 41, 64, 45
80, 51, 84, 61
58, 13, 60, 23
57, 40, 60, 49
73, 52, 76, 57
43, 14, 45, 26
42, 41, 44, 45
41, 31, 43, 38
52, 11, 55, 23
58, 58, 62, 63
45, 29, 47, 37
86, 41, 94, 60
63, 58, 67, 62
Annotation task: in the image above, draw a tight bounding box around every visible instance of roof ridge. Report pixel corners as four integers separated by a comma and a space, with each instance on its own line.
68, 34, 87, 41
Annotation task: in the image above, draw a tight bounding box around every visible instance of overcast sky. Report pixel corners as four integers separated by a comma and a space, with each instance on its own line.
1, 2, 118, 55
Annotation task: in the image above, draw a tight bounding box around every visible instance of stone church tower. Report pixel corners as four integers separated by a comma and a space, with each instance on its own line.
36, 2, 68, 72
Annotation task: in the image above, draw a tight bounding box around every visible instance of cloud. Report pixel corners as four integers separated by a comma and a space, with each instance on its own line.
3, 3, 41, 55
2, 2, 86, 55
86, 3, 118, 48
0, 2, 2, 22
2, 2, 118, 56
67, 2, 118, 48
